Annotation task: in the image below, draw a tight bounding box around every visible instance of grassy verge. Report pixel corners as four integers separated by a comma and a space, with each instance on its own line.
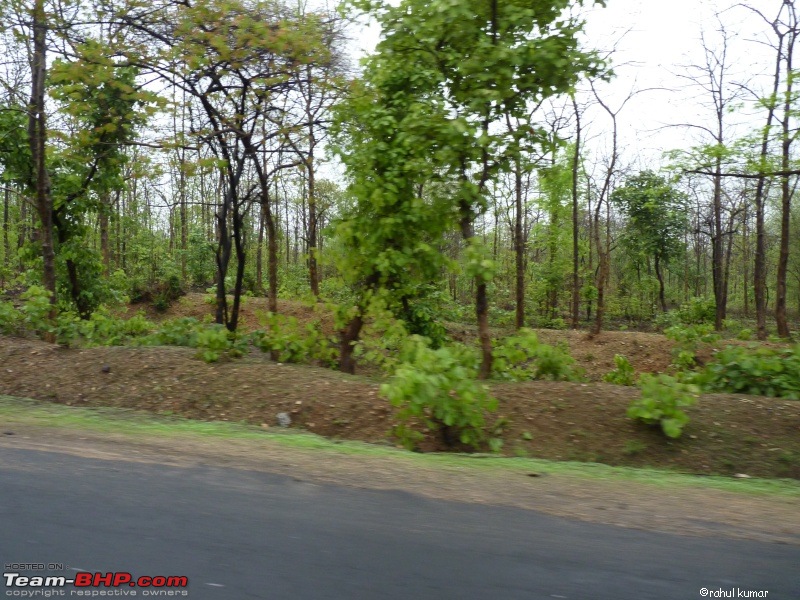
1, 395, 798, 498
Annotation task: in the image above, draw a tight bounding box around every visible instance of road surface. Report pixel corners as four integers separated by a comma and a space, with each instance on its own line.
1, 446, 797, 599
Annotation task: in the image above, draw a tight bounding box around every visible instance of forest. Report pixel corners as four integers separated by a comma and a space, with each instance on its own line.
1, 0, 800, 470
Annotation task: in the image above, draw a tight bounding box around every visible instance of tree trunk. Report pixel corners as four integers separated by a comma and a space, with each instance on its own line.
459, 207, 492, 379
28, 0, 57, 315
571, 96, 581, 329
2, 185, 9, 279
338, 310, 364, 375
266, 189, 278, 313
655, 253, 667, 312
256, 200, 265, 294
514, 160, 525, 329
776, 25, 795, 338
99, 201, 110, 277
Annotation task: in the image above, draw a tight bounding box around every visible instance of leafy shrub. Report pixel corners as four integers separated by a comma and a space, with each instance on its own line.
195, 325, 233, 363
694, 344, 800, 399
252, 311, 337, 366
653, 297, 716, 331
492, 328, 581, 381
380, 336, 500, 452
664, 323, 720, 370
20, 285, 55, 333
628, 374, 698, 438
0, 299, 22, 335
677, 297, 716, 325
603, 354, 635, 386
143, 317, 202, 347
353, 305, 412, 373
399, 293, 448, 348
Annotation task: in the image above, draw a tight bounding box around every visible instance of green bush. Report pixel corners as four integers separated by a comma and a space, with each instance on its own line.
694, 344, 800, 399
492, 328, 580, 381
627, 374, 698, 439
194, 325, 233, 363
603, 354, 635, 386
653, 297, 716, 331
380, 336, 500, 452
142, 317, 203, 347
20, 285, 55, 333
664, 323, 720, 371
251, 311, 337, 366
0, 299, 22, 335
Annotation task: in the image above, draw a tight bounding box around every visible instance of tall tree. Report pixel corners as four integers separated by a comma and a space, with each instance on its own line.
337, 0, 603, 376
612, 172, 688, 313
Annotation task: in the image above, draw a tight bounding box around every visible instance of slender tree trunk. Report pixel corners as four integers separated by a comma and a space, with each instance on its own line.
265, 189, 278, 313
256, 201, 265, 294
307, 148, 319, 297
99, 207, 110, 277
215, 182, 231, 327
776, 28, 795, 338
2, 186, 9, 278
459, 207, 492, 379
655, 254, 667, 313
571, 96, 581, 329
514, 159, 525, 329
227, 198, 246, 332
28, 0, 57, 315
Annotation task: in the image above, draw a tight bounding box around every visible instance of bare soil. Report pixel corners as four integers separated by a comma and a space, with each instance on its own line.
0, 294, 798, 480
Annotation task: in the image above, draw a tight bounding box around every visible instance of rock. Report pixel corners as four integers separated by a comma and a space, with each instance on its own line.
733, 473, 752, 479
101, 365, 111, 374
276, 412, 291, 427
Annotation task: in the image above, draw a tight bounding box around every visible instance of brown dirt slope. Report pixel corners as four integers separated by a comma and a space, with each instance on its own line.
1, 328, 798, 479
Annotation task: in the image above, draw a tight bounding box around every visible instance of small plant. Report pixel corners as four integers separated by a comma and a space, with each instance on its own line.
603, 354, 636, 386
195, 325, 232, 363
627, 374, 698, 439
251, 311, 336, 365
492, 328, 581, 382
694, 344, 800, 399
380, 336, 500, 452
0, 299, 22, 335
20, 285, 55, 334
664, 323, 720, 371
623, 440, 648, 456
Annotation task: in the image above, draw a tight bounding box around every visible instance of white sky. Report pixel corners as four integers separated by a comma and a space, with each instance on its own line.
580, 0, 775, 167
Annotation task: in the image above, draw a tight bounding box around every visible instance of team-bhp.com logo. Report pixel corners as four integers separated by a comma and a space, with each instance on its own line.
5, 572, 188, 596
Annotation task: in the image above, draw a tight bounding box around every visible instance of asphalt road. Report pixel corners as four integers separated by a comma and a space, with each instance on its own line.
1, 446, 797, 600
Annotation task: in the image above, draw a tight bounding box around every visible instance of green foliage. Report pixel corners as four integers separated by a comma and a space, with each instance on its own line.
397, 285, 449, 348
653, 298, 716, 330
252, 311, 337, 366
664, 323, 720, 370
492, 328, 580, 382
628, 374, 698, 439
0, 299, 22, 335
353, 305, 412, 374
142, 317, 202, 347
603, 354, 636, 386
694, 345, 800, 399
195, 325, 232, 363
19, 285, 55, 334
380, 336, 500, 452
